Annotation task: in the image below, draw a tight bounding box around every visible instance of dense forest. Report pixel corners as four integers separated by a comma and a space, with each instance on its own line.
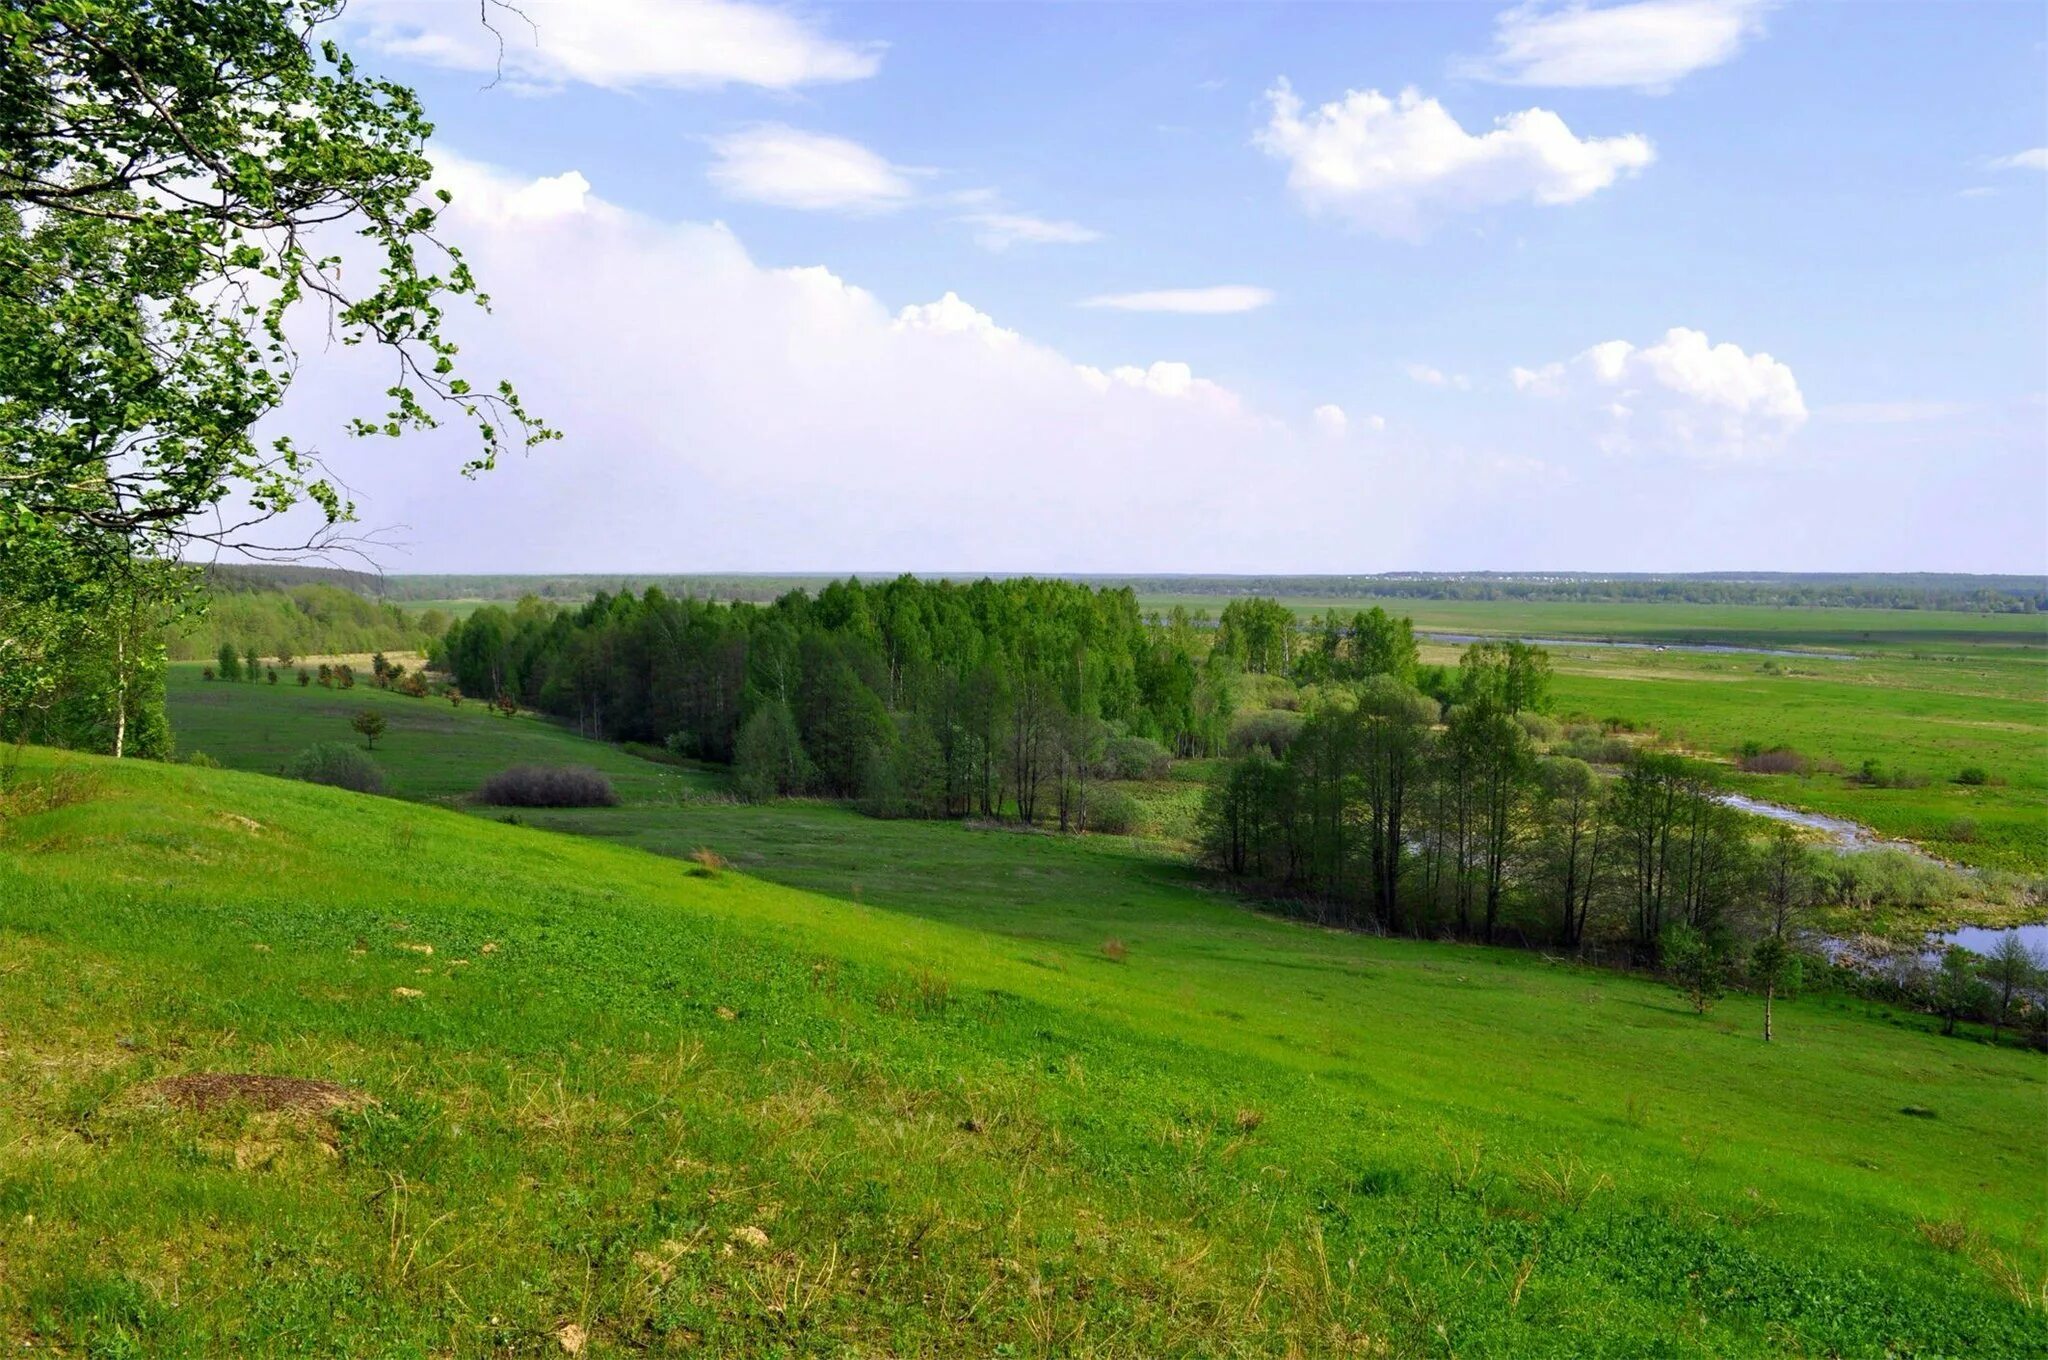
436, 577, 1239, 824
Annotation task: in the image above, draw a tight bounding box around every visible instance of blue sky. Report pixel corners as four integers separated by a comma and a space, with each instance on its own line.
291, 1, 2047, 573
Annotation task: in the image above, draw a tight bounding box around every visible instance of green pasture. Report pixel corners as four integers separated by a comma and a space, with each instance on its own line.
166, 664, 714, 806
1140, 595, 2048, 653
1, 748, 2041, 1356
1521, 646, 2048, 874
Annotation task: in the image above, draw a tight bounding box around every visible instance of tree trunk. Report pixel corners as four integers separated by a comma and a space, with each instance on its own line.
1763, 983, 1774, 1042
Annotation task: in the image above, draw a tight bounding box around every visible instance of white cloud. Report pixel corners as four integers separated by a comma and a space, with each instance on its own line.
1313, 404, 1349, 436
1256, 81, 1653, 237
1080, 286, 1275, 314
1463, 1, 1771, 92
958, 212, 1103, 252
893, 292, 1020, 347
262, 156, 1459, 571
340, 0, 881, 92
1405, 363, 1472, 390
1988, 148, 2048, 172
1512, 326, 1806, 456
708, 126, 916, 213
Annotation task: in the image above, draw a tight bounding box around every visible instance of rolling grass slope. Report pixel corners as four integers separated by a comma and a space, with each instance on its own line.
0, 749, 2042, 1356
167, 665, 715, 806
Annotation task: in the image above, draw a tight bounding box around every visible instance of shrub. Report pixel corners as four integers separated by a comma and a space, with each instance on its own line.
201, 666, 215, 681
1739, 746, 1809, 775
1559, 733, 1635, 766
265, 667, 278, 685
350, 709, 387, 750
297, 668, 311, 686
1957, 766, 1989, 786
285, 742, 386, 795
1099, 735, 1170, 781
1811, 849, 1961, 911
476, 765, 620, 808
1101, 937, 1128, 963
1236, 673, 1301, 711
1946, 817, 1980, 844
182, 751, 221, 768
1083, 786, 1143, 835
1228, 709, 1303, 759
1515, 712, 1562, 746
1857, 759, 1928, 790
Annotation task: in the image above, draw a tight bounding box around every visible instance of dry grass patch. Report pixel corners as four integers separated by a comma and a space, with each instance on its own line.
137, 1072, 370, 1115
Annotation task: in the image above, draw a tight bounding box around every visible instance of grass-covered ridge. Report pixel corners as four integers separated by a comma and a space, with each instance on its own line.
0, 749, 2041, 1356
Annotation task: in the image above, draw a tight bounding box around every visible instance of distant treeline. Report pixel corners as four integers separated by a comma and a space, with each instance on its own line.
1117, 572, 2047, 613
171, 584, 444, 661
203, 564, 2047, 614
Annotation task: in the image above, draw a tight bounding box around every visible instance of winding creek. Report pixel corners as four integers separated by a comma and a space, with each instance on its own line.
1717, 792, 2042, 961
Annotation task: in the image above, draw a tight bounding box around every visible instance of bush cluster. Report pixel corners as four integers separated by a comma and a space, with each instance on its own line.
1098, 735, 1171, 781
1228, 709, 1303, 759
476, 765, 620, 808
1738, 746, 1809, 775
285, 742, 386, 795
1082, 786, 1143, 835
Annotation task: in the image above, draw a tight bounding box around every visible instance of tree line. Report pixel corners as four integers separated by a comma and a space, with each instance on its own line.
1193, 625, 1815, 972
434, 578, 1242, 826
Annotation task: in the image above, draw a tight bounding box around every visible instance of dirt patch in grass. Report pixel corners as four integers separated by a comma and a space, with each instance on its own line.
138, 1072, 370, 1114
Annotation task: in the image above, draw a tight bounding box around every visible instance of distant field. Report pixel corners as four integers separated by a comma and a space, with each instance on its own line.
4, 748, 2040, 1356
1512, 645, 2047, 874
1141, 595, 2048, 652
390, 597, 490, 619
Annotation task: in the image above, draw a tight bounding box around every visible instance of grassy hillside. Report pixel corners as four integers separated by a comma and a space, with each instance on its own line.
167, 665, 711, 806
1, 748, 2043, 1356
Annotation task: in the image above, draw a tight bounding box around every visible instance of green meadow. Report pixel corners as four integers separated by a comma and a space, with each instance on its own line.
1535, 648, 2046, 872
3, 738, 2044, 1357
1139, 595, 2048, 653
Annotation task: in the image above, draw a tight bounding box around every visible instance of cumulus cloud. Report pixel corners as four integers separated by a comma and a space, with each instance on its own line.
260, 156, 1472, 571
339, 0, 881, 92
1987, 148, 2048, 172
708, 127, 917, 213
1256, 81, 1653, 237
1405, 363, 1472, 390
957, 212, 1103, 252
1512, 326, 1806, 456
1080, 286, 1275, 314
1462, 0, 1771, 92
1313, 404, 1349, 436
